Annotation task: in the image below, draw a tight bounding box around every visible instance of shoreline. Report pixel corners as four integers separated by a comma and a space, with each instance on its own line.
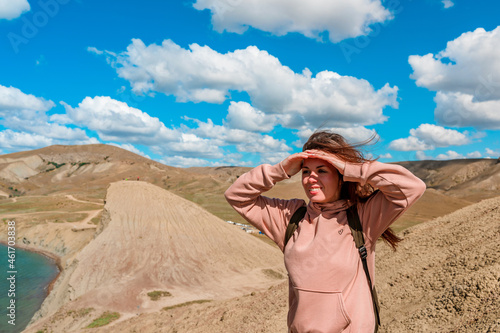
0, 240, 62, 294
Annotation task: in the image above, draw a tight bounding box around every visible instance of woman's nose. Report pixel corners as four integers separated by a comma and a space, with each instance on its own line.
308, 173, 318, 182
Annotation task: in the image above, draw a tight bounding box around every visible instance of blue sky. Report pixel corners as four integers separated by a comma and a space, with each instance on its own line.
0, 0, 499, 167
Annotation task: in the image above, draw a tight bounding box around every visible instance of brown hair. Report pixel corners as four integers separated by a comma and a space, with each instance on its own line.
302, 130, 402, 250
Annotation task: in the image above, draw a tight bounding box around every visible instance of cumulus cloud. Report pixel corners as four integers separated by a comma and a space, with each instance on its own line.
409, 27, 500, 129
0, 84, 95, 150
436, 150, 465, 160
225, 101, 277, 132
379, 153, 392, 159
0, 130, 53, 150
416, 151, 433, 161
389, 136, 433, 152
160, 155, 215, 168
485, 148, 500, 157
185, 117, 291, 157
109, 143, 151, 159
97, 39, 398, 130
434, 91, 500, 129
193, 0, 393, 43
59, 96, 179, 145
467, 151, 482, 158
164, 133, 224, 159
0, 0, 30, 20
0, 85, 55, 114
441, 0, 454, 9
295, 126, 378, 147
409, 27, 500, 99
389, 124, 470, 151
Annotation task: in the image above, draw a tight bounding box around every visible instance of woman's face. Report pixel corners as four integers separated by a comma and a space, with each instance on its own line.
301, 158, 341, 203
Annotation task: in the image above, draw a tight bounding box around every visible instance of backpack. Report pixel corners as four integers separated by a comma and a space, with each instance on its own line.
284, 205, 381, 333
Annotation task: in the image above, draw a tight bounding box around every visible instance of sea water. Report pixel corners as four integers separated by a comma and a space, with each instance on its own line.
0, 244, 59, 333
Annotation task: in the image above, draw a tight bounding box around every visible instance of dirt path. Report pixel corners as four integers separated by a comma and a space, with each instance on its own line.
1, 194, 103, 230
65, 194, 103, 205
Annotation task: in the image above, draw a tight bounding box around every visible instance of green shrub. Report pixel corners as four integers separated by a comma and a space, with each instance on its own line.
147, 290, 172, 301
86, 311, 120, 328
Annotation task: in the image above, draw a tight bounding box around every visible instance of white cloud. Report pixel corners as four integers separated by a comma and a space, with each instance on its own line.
417, 150, 482, 161
100, 39, 398, 130
0, 84, 95, 148
416, 151, 433, 161
434, 92, 500, 129
0, 0, 30, 20
436, 150, 465, 160
193, 0, 393, 43
0, 85, 55, 114
467, 151, 482, 158
225, 101, 277, 132
409, 123, 470, 147
167, 133, 224, 159
87, 46, 103, 55
409, 27, 500, 100
259, 151, 291, 165
160, 155, 214, 168
389, 136, 433, 151
295, 126, 378, 148
441, 0, 454, 9
486, 148, 500, 157
185, 117, 291, 155
236, 134, 289, 153
0, 130, 52, 150
409, 27, 500, 130
379, 153, 392, 159
59, 96, 179, 144
389, 124, 470, 151
109, 143, 151, 159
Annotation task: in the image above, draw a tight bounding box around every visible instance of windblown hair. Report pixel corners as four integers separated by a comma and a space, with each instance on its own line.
302, 130, 402, 250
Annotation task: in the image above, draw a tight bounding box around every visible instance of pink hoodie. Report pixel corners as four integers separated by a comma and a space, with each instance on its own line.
224, 161, 426, 333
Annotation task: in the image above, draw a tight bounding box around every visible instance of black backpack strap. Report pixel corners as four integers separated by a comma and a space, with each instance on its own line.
346, 205, 381, 333
284, 206, 307, 247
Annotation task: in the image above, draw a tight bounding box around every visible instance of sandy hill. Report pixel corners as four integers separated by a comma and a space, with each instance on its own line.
26, 195, 499, 333
25, 180, 286, 332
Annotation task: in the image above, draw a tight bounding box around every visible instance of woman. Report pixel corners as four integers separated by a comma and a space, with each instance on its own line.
224, 131, 426, 333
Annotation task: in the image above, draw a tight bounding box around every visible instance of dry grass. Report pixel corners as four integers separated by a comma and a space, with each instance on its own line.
0, 196, 101, 215
86, 311, 120, 328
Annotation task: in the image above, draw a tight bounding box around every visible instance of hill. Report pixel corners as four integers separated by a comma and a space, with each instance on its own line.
24, 181, 286, 332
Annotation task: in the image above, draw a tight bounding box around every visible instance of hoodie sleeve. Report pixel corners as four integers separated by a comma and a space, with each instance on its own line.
224, 163, 306, 251
343, 161, 426, 245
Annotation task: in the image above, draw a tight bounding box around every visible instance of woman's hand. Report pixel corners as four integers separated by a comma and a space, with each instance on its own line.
305, 149, 346, 175
281, 152, 309, 177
